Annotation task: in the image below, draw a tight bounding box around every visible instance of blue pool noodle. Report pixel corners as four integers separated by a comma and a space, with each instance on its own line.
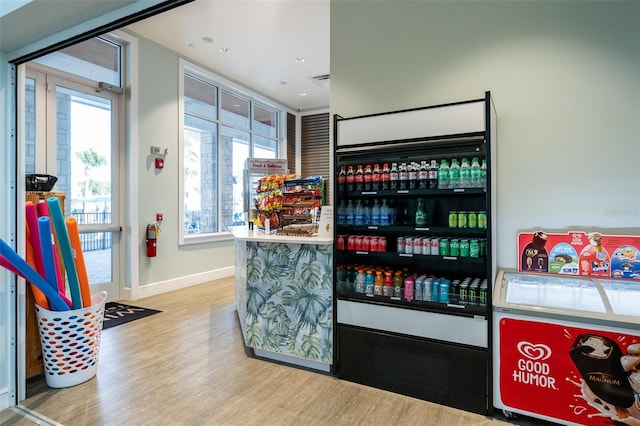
47, 197, 83, 309
37, 217, 59, 293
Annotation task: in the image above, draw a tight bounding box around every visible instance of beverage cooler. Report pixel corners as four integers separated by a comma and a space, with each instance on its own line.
333, 92, 497, 415
493, 270, 640, 426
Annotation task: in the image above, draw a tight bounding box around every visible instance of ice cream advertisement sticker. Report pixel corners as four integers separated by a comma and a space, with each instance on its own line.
518, 231, 640, 280
499, 318, 640, 425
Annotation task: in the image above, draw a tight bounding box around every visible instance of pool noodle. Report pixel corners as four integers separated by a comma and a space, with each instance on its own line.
0, 239, 69, 311
65, 217, 92, 308
37, 217, 58, 293
47, 197, 82, 309
25, 202, 45, 276
36, 201, 65, 296
25, 226, 50, 309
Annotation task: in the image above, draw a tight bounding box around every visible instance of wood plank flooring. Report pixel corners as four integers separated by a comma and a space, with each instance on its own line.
6, 277, 542, 425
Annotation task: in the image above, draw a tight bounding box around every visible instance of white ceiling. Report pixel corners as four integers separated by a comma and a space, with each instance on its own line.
0, 0, 330, 112
126, 0, 330, 112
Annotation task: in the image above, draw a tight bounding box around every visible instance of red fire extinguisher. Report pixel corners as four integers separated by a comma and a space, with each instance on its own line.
146, 224, 157, 257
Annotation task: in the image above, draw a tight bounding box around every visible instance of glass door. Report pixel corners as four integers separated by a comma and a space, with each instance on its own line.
25, 71, 121, 301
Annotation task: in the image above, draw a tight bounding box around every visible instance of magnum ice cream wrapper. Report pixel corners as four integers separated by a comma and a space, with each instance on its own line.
570, 334, 635, 408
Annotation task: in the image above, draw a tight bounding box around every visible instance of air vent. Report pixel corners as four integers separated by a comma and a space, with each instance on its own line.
312, 74, 330, 81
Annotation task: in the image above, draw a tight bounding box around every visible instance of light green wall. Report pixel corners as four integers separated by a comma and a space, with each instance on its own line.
136, 36, 234, 286
331, 0, 640, 270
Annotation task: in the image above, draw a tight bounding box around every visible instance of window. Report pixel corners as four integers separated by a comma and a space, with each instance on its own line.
179, 60, 282, 243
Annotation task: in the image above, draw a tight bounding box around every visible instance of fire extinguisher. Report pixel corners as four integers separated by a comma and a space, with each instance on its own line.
146, 223, 157, 257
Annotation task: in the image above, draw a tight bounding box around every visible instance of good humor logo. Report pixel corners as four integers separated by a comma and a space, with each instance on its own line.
513, 341, 558, 389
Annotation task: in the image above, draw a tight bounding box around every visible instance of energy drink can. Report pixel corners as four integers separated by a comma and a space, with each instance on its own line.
448, 211, 458, 228
457, 211, 468, 228
478, 211, 487, 229
468, 212, 477, 229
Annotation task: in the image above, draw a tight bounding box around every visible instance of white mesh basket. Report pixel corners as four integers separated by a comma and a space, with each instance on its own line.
35, 291, 107, 388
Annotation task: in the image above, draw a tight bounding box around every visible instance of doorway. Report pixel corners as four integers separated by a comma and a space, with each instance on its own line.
24, 43, 123, 302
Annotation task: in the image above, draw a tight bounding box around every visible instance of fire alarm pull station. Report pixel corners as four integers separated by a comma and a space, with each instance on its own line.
155, 157, 164, 169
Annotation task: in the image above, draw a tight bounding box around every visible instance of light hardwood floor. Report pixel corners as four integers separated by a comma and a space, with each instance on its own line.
4, 277, 541, 426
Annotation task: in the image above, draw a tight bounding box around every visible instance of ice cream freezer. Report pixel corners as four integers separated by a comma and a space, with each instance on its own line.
493, 270, 640, 426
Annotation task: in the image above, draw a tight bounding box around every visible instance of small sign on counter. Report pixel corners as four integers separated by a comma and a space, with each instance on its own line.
317, 206, 333, 238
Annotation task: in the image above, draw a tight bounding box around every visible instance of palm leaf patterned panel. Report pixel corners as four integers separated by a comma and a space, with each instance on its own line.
245, 241, 333, 363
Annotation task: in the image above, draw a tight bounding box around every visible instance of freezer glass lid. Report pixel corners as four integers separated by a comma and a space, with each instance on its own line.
503, 272, 606, 313
596, 278, 640, 317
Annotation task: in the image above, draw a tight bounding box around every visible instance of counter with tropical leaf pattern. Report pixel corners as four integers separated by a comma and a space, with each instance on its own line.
233, 228, 333, 370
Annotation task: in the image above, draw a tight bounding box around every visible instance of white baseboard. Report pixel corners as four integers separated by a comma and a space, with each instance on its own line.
122, 266, 234, 301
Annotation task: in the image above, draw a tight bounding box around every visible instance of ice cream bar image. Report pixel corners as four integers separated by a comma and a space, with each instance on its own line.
569, 334, 635, 408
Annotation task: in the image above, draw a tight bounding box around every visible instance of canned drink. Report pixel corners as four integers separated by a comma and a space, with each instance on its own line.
396, 237, 405, 253
422, 238, 431, 255
479, 283, 488, 306
450, 280, 460, 304
415, 277, 424, 301
431, 279, 440, 302
413, 238, 423, 255
469, 283, 479, 305
479, 238, 486, 256
369, 236, 379, 252
457, 211, 468, 228
470, 239, 480, 257
362, 236, 370, 252
478, 211, 487, 229
439, 280, 450, 303
448, 211, 458, 228
430, 237, 440, 255
355, 235, 363, 251
337, 235, 345, 251
423, 278, 433, 301
379, 236, 387, 252
459, 239, 470, 257
404, 237, 413, 254
449, 239, 460, 256
347, 235, 356, 251
439, 238, 449, 256
459, 282, 469, 304
468, 212, 477, 229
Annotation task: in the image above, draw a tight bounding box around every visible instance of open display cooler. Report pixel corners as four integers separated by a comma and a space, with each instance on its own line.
493, 270, 640, 426
333, 92, 497, 415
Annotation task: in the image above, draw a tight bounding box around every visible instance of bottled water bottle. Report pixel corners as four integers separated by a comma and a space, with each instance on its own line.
362, 199, 371, 225
354, 199, 364, 225
438, 159, 450, 189
380, 199, 390, 226
449, 159, 460, 189
371, 199, 381, 226
470, 157, 481, 188
459, 158, 471, 188
346, 200, 355, 225
337, 199, 346, 225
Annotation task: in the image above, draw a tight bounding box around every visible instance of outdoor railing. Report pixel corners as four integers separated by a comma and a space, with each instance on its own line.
69, 212, 112, 252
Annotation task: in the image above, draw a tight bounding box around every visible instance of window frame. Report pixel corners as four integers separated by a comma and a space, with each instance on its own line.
178, 59, 285, 245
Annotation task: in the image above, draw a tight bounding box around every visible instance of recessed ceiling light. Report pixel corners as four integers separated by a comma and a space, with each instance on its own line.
280, 81, 287, 85
298, 92, 307, 97
188, 43, 196, 48
220, 47, 230, 53
295, 57, 305, 63
202, 37, 213, 43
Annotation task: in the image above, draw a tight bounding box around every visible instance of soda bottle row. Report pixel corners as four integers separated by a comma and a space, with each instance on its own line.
336, 235, 388, 253
336, 263, 488, 306
336, 157, 487, 192
336, 198, 428, 227
397, 236, 486, 258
